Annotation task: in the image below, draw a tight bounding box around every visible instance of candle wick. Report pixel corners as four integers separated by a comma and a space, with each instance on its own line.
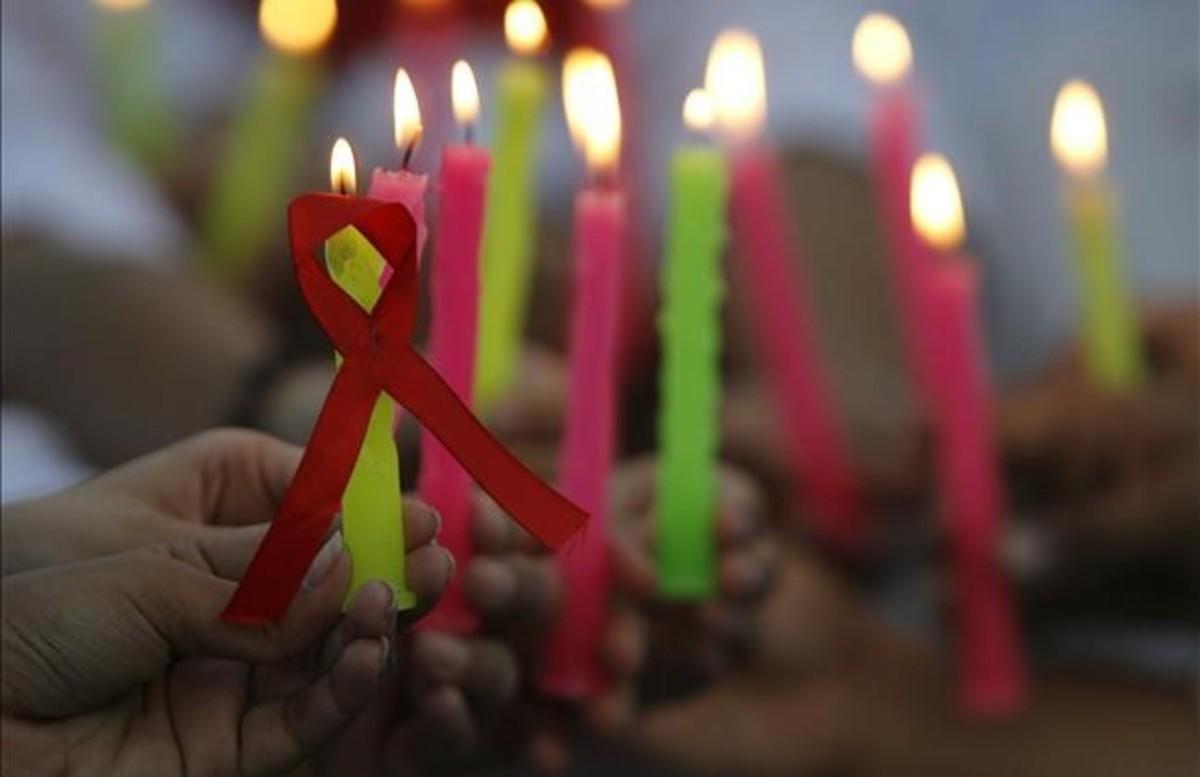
402, 142, 417, 170
464, 121, 475, 146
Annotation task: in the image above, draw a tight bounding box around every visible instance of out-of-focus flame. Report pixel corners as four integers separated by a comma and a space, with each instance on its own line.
94, 0, 151, 12
704, 29, 767, 142
393, 68, 423, 153
911, 153, 965, 251
505, 0, 548, 56
259, 0, 336, 56
852, 13, 913, 85
582, 0, 631, 9
452, 60, 480, 127
330, 137, 357, 195
683, 88, 716, 133
563, 48, 622, 175
1051, 80, 1108, 176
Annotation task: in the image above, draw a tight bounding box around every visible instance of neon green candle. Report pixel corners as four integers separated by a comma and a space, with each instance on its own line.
658, 90, 729, 598
1051, 80, 1144, 390
324, 139, 416, 610
474, 0, 549, 410
93, 0, 175, 174
199, 0, 334, 285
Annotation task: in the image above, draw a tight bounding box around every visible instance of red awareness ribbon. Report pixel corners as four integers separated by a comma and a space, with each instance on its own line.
222, 194, 587, 625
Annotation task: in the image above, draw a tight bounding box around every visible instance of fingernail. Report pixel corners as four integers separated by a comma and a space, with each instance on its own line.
378, 636, 393, 677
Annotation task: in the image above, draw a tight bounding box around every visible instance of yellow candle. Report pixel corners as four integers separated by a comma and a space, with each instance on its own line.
325, 139, 416, 610
1050, 80, 1144, 390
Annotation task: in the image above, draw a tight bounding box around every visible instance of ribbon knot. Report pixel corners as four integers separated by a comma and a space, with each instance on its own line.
222, 194, 587, 625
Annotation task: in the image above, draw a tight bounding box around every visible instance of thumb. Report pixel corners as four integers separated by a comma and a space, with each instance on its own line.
1, 541, 349, 719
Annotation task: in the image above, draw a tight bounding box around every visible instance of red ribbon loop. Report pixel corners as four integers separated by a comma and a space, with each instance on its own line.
222, 194, 587, 625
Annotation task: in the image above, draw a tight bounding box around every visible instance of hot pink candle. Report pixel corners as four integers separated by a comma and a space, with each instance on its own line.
912, 153, 1026, 715
538, 186, 624, 699
928, 260, 1028, 716
538, 48, 623, 699
728, 144, 867, 554
370, 68, 430, 284
418, 64, 491, 633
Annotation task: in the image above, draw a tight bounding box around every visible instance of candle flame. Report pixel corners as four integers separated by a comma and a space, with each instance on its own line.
330, 137, 357, 195
452, 60, 481, 127
1051, 80, 1108, 176
393, 68, 423, 157
911, 153, 965, 251
505, 0, 548, 56
682, 88, 716, 133
852, 13, 913, 85
259, 0, 337, 56
563, 48, 622, 175
93, 0, 151, 12
704, 29, 767, 142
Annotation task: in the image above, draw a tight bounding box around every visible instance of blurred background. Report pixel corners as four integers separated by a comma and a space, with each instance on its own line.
2, 1, 1197, 775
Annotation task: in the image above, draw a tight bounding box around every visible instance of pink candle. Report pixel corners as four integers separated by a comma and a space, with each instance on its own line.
728, 145, 867, 554
854, 13, 939, 404
418, 62, 490, 633
538, 48, 623, 699
707, 30, 865, 554
912, 154, 1027, 715
369, 69, 430, 283
928, 261, 1028, 716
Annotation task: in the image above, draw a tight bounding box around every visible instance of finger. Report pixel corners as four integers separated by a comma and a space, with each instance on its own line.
717, 534, 779, 603
611, 532, 657, 600
403, 499, 442, 549
602, 603, 646, 683
465, 554, 560, 626
472, 493, 539, 554
384, 685, 479, 767
410, 632, 519, 712
240, 634, 390, 775
715, 466, 767, 547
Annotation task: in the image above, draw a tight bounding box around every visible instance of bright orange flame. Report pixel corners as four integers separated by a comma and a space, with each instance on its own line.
683, 89, 716, 133
505, 0, 548, 56
451, 60, 481, 127
330, 137, 357, 195
393, 68, 423, 153
93, 0, 151, 11
911, 153, 966, 251
852, 13, 913, 85
1051, 80, 1108, 176
259, 0, 337, 56
704, 29, 767, 141
562, 48, 622, 174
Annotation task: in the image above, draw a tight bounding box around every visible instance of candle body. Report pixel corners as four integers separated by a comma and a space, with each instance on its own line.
728, 145, 865, 553
870, 87, 938, 401
474, 60, 547, 411
927, 260, 1027, 716
325, 226, 416, 610
369, 169, 430, 263
95, 4, 175, 174
202, 52, 320, 284
419, 145, 490, 633
1064, 180, 1143, 391
538, 189, 625, 699
658, 146, 728, 598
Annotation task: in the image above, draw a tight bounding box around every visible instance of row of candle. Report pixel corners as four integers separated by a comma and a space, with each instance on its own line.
92, 0, 1144, 716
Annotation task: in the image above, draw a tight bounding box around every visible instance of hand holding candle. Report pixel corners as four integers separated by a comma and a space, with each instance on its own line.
1050, 80, 1144, 391
419, 61, 491, 633
538, 49, 624, 700
912, 154, 1028, 716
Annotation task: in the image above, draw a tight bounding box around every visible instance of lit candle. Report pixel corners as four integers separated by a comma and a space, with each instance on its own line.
657, 89, 728, 598
368, 69, 430, 267
474, 0, 550, 411
538, 49, 624, 700
912, 154, 1028, 716
706, 30, 866, 554
419, 61, 491, 633
1050, 80, 1144, 391
201, 0, 333, 284
853, 13, 938, 402
325, 138, 417, 610
92, 0, 175, 173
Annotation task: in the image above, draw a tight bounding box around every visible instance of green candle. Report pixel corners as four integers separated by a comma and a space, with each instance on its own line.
474, 0, 549, 411
199, 0, 334, 285
323, 139, 416, 610
93, 0, 175, 174
658, 91, 728, 598
1051, 80, 1144, 390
